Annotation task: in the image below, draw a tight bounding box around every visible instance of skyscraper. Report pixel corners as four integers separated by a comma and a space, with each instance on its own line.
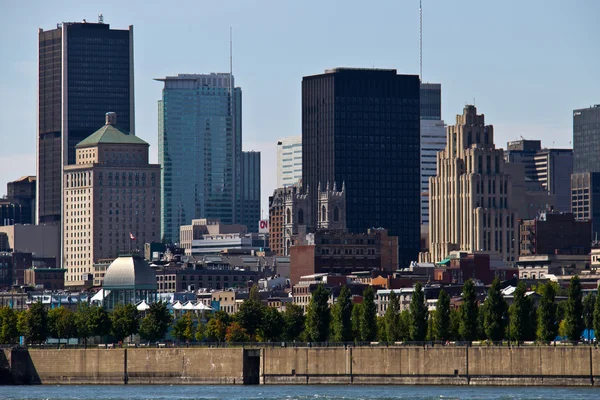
63, 112, 160, 288
573, 105, 600, 174
157, 73, 242, 244
427, 105, 518, 263
419, 83, 446, 226
276, 136, 302, 187
38, 20, 134, 226
302, 68, 420, 267
239, 151, 261, 232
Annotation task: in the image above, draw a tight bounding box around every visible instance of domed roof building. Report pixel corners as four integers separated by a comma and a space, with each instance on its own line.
102, 254, 157, 310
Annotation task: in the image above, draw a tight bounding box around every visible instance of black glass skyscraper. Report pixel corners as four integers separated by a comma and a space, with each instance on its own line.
38, 21, 134, 224
302, 68, 421, 267
573, 105, 600, 174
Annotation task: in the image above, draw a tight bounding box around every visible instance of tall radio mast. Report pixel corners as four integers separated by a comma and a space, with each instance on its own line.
420, 0, 423, 80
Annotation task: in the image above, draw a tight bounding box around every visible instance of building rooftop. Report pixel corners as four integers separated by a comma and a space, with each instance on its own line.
76, 113, 148, 148
103, 254, 157, 290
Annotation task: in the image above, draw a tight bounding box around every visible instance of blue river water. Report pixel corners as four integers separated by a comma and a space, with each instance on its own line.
2, 385, 600, 400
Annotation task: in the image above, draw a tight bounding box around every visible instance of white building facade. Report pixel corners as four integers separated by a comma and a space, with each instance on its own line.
276, 136, 302, 188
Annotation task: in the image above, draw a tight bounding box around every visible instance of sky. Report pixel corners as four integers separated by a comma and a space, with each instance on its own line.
1, 0, 599, 216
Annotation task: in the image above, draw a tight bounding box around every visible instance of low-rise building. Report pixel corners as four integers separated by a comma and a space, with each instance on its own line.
434, 252, 517, 285
24, 268, 66, 290
519, 211, 591, 256
517, 254, 591, 280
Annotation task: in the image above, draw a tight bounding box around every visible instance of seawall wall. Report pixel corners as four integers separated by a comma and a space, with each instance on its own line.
2, 346, 600, 386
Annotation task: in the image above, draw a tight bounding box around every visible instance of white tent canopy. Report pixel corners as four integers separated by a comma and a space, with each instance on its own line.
194, 302, 213, 311
171, 300, 183, 310
136, 300, 150, 311
182, 301, 196, 311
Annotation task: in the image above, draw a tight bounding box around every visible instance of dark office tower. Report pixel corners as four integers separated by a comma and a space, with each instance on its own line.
420, 83, 441, 120
239, 151, 261, 233
302, 68, 421, 267
573, 105, 600, 174
38, 20, 134, 225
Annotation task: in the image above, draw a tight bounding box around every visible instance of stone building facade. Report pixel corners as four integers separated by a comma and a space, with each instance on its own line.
426, 105, 518, 264
63, 113, 161, 288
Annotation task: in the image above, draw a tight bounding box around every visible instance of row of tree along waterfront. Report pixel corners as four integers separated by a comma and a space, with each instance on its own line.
0, 276, 597, 345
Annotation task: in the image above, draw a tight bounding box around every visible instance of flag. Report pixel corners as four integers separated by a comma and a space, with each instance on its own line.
129, 232, 136, 240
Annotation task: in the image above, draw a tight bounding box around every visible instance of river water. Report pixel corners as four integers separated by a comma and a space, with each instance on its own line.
3, 385, 600, 400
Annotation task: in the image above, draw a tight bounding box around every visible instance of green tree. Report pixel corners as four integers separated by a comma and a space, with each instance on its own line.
384, 290, 401, 342
205, 318, 227, 342
351, 303, 362, 341
74, 303, 92, 343
399, 310, 411, 340
0, 306, 18, 344
110, 304, 140, 342
594, 285, 600, 339
225, 321, 250, 343
283, 304, 305, 341
48, 307, 77, 344
536, 281, 557, 342
583, 293, 596, 342
409, 282, 428, 341
88, 306, 111, 340
260, 307, 285, 341
459, 279, 479, 342
449, 308, 461, 340
330, 286, 353, 342
434, 289, 451, 341
139, 302, 173, 342
24, 301, 49, 344
509, 281, 531, 342
236, 285, 265, 339
172, 314, 195, 342
483, 277, 507, 342
376, 316, 387, 341
305, 284, 331, 342
360, 286, 377, 342
564, 275, 584, 341
16, 310, 27, 337
195, 321, 205, 342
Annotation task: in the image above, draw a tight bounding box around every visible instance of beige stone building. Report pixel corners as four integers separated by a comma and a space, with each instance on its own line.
425, 105, 518, 264
63, 113, 160, 288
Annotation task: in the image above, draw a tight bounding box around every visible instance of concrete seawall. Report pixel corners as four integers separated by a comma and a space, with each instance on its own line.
1, 346, 600, 386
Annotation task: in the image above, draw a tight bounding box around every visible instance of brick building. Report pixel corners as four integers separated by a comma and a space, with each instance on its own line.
519, 211, 591, 256
289, 228, 398, 285
434, 252, 517, 285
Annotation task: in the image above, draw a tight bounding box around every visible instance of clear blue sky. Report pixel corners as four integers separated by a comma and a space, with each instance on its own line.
1, 0, 599, 215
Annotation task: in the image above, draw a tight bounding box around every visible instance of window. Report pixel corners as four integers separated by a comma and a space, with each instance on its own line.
333, 206, 339, 222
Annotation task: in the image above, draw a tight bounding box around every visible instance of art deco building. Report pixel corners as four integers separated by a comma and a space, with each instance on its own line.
63, 113, 160, 288
427, 105, 518, 263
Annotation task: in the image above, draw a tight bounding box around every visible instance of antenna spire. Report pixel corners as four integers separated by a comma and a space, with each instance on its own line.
419, 0, 423, 80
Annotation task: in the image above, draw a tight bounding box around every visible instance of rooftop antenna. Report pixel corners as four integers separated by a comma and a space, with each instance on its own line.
419, 0, 423, 80
98, 14, 104, 24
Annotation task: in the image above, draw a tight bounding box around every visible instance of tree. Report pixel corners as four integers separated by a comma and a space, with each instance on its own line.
584, 293, 596, 342
172, 314, 195, 342
24, 301, 49, 344
110, 304, 140, 342
384, 290, 401, 342
260, 307, 285, 342
536, 281, 557, 342
74, 303, 92, 344
305, 284, 331, 342
459, 279, 478, 342
483, 277, 507, 342
409, 282, 428, 341
48, 307, 77, 345
139, 302, 173, 342
351, 303, 362, 341
376, 316, 387, 341
399, 310, 411, 341
195, 321, 205, 342
360, 286, 377, 342
434, 289, 451, 341
564, 275, 584, 341
283, 304, 305, 341
236, 285, 265, 339
205, 318, 227, 342
0, 306, 18, 344
509, 281, 531, 342
225, 321, 250, 343
88, 306, 111, 340
594, 287, 600, 340
449, 308, 461, 340
330, 286, 353, 342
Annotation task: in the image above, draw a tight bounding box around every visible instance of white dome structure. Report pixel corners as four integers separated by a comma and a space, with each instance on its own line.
102, 254, 157, 310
